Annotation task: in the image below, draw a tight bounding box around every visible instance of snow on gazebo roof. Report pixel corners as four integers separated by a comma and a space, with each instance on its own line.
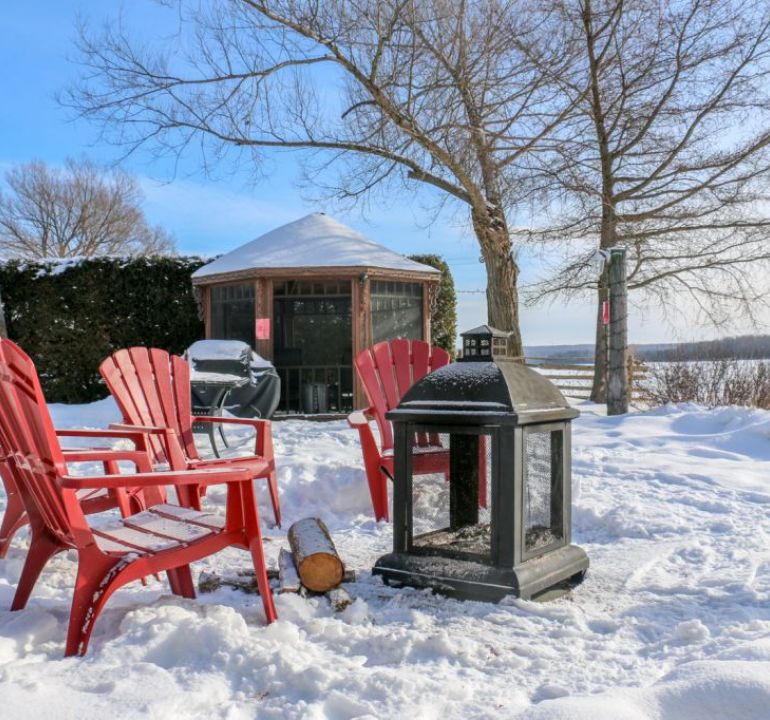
192, 212, 441, 280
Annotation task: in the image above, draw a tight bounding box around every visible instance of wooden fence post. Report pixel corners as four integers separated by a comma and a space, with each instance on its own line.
607, 247, 628, 415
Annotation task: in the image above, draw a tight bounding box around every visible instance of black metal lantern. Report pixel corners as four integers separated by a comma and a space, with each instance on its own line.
373, 326, 589, 601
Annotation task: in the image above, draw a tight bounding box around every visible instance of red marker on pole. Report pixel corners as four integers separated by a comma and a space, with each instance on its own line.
602, 300, 610, 325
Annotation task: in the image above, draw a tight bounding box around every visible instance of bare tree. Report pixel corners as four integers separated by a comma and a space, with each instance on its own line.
0, 158, 175, 259
523, 0, 770, 400
65, 0, 581, 355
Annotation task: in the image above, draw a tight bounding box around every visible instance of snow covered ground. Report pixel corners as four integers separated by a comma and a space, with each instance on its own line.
1, 399, 770, 719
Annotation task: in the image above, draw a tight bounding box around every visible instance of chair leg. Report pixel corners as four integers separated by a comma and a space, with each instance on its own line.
364, 462, 389, 522
249, 537, 277, 624
11, 530, 63, 610
377, 470, 389, 522
166, 565, 196, 599
266, 471, 281, 527
240, 483, 277, 624
0, 492, 27, 559
65, 554, 123, 657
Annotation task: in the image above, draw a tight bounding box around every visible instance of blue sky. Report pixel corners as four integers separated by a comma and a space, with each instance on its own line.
0, 1, 755, 346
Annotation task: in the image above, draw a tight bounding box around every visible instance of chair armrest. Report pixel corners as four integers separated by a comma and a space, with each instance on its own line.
347, 408, 374, 428
107, 422, 169, 434
108, 422, 188, 470
192, 416, 272, 457
62, 449, 150, 464
56, 428, 158, 440
192, 416, 269, 429
347, 409, 381, 457
63, 448, 155, 478
61, 466, 251, 490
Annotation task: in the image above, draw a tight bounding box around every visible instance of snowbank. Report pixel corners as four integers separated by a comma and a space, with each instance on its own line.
0, 402, 769, 718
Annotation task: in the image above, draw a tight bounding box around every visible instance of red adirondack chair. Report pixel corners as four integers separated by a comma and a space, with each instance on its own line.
349, 338, 487, 522
0, 338, 276, 656
0, 420, 167, 558
99, 348, 280, 526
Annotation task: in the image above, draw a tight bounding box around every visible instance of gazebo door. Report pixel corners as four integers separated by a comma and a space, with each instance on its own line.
272, 279, 353, 414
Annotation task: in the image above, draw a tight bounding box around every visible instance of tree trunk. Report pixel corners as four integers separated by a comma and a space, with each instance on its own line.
583, 0, 617, 404
471, 205, 523, 357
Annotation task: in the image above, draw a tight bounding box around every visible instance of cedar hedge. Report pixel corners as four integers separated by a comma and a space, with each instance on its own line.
408, 254, 457, 356
0, 256, 206, 403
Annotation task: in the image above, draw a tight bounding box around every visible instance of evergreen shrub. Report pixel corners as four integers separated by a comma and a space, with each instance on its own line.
408, 254, 457, 356
0, 256, 206, 402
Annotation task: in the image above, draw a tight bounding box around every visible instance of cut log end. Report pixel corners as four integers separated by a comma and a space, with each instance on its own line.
297, 552, 344, 592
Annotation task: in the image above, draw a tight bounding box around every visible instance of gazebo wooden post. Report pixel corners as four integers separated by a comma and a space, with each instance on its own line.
422, 281, 432, 343
254, 277, 274, 361
203, 286, 212, 339
352, 273, 372, 409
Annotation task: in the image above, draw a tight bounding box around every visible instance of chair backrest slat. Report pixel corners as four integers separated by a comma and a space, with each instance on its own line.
100, 348, 199, 464
171, 355, 197, 459
372, 343, 400, 412
390, 339, 413, 399
102, 350, 165, 462
0, 340, 86, 544
354, 339, 451, 452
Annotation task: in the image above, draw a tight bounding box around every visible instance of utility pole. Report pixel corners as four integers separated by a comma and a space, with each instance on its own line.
607, 247, 628, 415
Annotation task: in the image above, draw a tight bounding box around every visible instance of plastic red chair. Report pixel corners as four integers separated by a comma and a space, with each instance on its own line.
0, 338, 276, 656
0, 421, 166, 558
99, 348, 280, 525
349, 338, 486, 522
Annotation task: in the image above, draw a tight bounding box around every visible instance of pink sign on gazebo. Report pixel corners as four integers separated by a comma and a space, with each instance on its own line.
255, 318, 271, 340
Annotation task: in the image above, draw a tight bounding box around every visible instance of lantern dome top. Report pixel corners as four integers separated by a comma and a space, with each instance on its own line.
387, 358, 578, 425
461, 324, 509, 337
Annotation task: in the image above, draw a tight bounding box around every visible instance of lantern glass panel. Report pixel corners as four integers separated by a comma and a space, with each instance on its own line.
411, 431, 493, 561
523, 427, 565, 554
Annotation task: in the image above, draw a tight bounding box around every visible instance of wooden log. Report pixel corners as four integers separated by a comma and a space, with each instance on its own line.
288, 517, 345, 592
278, 547, 302, 594
199, 568, 278, 594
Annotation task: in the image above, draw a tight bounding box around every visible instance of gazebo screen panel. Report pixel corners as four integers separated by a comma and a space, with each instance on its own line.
371, 281, 423, 344
210, 283, 256, 346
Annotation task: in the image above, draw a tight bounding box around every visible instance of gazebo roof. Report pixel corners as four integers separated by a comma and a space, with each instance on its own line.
192, 212, 441, 280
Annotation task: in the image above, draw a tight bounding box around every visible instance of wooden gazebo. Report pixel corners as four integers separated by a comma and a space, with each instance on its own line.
192, 213, 441, 413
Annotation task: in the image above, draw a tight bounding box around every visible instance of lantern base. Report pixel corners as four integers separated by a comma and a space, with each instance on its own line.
373, 544, 589, 602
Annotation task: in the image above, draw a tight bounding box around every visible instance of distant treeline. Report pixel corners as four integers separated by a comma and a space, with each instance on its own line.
525, 335, 770, 363
634, 335, 770, 362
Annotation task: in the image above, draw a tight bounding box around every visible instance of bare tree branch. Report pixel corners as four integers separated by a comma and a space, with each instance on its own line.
0, 159, 175, 259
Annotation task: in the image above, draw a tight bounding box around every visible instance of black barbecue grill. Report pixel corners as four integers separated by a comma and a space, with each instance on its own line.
186, 340, 281, 456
